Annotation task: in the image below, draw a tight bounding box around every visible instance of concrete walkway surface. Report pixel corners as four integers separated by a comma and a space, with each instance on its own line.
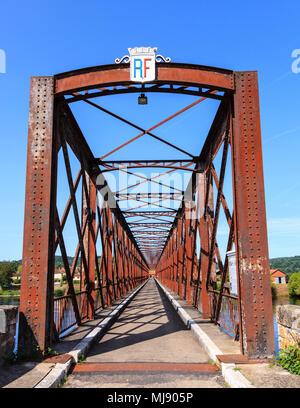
64, 278, 224, 388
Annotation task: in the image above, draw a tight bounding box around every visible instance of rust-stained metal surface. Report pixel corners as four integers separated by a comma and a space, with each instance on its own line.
43, 353, 73, 364
216, 354, 272, 364
196, 173, 211, 318
231, 71, 275, 358
72, 362, 218, 373
19, 77, 56, 354
54, 63, 234, 95
19, 63, 275, 360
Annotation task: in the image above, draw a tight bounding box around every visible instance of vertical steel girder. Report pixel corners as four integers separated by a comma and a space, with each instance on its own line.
19, 77, 57, 355
176, 218, 184, 298
82, 171, 96, 319
232, 72, 275, 358
197, 173, 211, 318
184, 206, 193, 305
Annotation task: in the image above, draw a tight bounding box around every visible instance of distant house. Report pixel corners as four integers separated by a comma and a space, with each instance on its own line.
270, 269, 286, 284
54, 267, 64, 280
54, 266, 81, 281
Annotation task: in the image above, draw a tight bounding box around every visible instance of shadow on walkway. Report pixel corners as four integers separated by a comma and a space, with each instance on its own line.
85, 278, 208, 363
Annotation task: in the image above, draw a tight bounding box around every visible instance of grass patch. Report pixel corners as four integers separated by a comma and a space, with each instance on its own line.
0, 289, 20, 296
276, 345, 300, 375
78, 353, 85, 363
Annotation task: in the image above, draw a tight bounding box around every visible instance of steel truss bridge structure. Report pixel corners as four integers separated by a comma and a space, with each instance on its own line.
19, 62, 275, 360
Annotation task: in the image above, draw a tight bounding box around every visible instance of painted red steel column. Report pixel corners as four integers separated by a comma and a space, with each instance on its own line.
107, 208, 114, 305
132, 243, 136, 287
232, 71, 275, 358
175, 229, 179, 294
133, 247, 136, 286
87, 174, 96, 319
122, 232, 128, 294
139, 255, 142, 283
169, 238, 172, 289
123, 235, 129, 293
171, 237, 174, 290
172, 233, 176, 292
117, 223, 123, 296
135, 248, 139, 286
190, 205, 197, 304
182, 212, 187, 299
165, 248, 168, 287
128, 241, 132, 289
19, 77, 57, 354
133, 245, 137, 287
101, 207, 107, 304
166, 243, 170, 289
185, 207, 193, 305
111, 215, 117, 299
177, 218, 184, 298
102, 207, 111, 306
135, 251, 138, 285
198, 173, 211, 318
159, 254, 164, 285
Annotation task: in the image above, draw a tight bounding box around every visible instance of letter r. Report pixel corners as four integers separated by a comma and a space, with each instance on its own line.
134, 58, 143, 79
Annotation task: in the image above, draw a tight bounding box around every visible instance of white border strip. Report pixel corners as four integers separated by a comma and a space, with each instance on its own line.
35, 280, 148, 388
155, 279, 254, 388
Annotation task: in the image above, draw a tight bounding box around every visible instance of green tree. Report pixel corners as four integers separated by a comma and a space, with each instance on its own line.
0, 262, 14, 290
270, 277, 277, 300
9, 260, 19, 273
17, 264, 22, 276
270, 256, 300, 275
288, 271, 300, 297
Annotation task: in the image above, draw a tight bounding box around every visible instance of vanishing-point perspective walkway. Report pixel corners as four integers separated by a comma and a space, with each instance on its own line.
2, 278, 300, 388
64, 278, 225, 388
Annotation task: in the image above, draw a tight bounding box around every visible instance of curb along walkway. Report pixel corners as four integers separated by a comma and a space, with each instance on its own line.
156, 279, 300, 389
0, 281, 147, 388
64, 278, 224, 388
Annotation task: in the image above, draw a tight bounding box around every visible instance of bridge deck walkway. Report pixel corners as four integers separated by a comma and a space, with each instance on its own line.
64, 278, 225, 388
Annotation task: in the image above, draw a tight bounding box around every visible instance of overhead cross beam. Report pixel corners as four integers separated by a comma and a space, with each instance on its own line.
98, 159, 197, 172
83, 92, 218, 160
66, 83, 224, 103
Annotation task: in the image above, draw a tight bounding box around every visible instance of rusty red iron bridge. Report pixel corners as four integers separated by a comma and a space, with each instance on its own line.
18, 57, 275, 360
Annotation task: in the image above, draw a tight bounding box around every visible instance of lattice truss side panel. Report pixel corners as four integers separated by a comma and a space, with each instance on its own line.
155, 102, 239, 339
53, 103, 149, 338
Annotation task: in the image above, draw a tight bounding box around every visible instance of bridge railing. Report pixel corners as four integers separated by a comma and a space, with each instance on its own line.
54, 276, 148, 336
54, 291, 89, 335
193, 283, 239, 338
208, 290, 239, 338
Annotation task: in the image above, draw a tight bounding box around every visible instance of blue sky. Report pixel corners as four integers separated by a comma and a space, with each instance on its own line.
0, 0, 299, 260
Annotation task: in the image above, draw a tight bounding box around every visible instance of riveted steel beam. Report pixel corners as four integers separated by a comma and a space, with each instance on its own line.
232, 71, 275, 359
19, 77, 57, 355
